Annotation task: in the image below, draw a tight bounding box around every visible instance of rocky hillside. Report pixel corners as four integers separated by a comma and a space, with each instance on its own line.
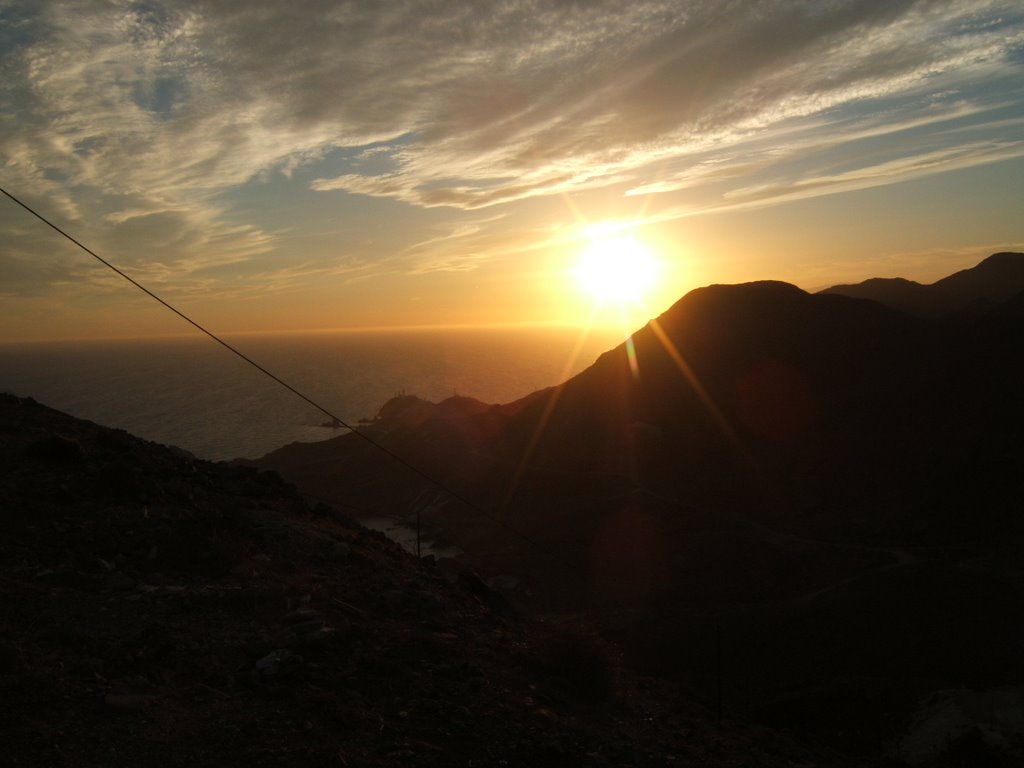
0, 393, 832, 767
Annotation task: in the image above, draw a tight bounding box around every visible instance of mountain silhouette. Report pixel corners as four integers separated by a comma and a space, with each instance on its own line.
252, 254, 1024, 761
820, 251, 1024, 317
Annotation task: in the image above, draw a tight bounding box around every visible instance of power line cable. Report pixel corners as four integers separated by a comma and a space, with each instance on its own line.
6, 185, 750, 628
0, 185, 489, 522
2, 185, 607, 588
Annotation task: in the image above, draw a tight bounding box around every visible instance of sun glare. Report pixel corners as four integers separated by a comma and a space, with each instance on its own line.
573, 228, 660, 305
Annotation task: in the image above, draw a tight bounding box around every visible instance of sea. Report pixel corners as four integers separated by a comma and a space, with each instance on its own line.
0, 326, 621, 462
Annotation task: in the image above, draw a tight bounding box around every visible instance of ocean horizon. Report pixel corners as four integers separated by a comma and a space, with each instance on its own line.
0, 325, 621, 461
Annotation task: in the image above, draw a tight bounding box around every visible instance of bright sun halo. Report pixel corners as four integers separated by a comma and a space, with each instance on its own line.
574, 229, 659, 305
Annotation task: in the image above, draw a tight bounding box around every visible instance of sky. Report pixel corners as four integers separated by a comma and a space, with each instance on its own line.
2, 0, 1023, 342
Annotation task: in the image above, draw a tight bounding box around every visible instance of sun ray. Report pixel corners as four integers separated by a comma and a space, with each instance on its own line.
647, 318, 739, 444
501, 304, 605, 511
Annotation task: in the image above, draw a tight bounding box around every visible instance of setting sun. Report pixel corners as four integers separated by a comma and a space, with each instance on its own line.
573, 229, 661, 305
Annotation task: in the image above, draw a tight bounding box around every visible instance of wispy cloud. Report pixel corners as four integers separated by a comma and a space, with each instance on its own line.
723, 139, 1024, 207
1, 0, 1022, 300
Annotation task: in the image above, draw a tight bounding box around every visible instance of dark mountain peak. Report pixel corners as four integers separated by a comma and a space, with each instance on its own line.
649, 277, 905, 353
849, 276, 922, 288
933, 250, 1024, 300
700, 279, 806, 295
653, 280, 809, 332
977, 250, 1024, 267
668, 279, 807, 308
820, 252, 1024, 317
